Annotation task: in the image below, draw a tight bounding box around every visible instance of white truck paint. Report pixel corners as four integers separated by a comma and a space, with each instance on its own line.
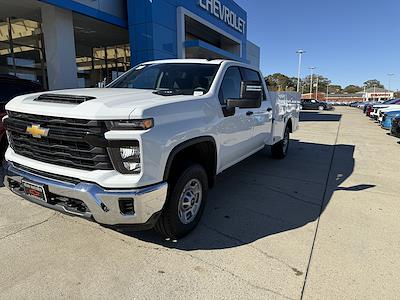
4, 59, 300, 238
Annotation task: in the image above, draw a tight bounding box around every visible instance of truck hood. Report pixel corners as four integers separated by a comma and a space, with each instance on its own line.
5, 88, 188, 119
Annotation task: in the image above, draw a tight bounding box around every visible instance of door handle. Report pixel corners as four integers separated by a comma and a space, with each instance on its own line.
267, 107, 273, 112
246, 111, 254, 116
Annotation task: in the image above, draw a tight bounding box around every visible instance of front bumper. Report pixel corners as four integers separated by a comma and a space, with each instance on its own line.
4, 162, 168, 227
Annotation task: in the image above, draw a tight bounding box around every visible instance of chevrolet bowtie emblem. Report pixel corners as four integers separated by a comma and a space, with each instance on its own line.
26, 124, 49, 138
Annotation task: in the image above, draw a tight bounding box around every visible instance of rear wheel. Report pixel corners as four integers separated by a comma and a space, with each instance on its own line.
155, 163, 208, 239
271, 125, 290, 159
318, 105, 324, 111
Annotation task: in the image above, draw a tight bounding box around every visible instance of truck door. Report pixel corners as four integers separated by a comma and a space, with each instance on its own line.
217, 66, 254, 170
239, 67, 273, 148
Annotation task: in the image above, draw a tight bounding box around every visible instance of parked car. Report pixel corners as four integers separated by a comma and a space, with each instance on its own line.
370, 99, 400, 120
0, 75, 44, 157
3, 59, 299, 238
378, 105, 400, 122
391, 116, 400, 138
364, 101, 379, 115
301, 99, 333, 110
350, 102, 363, 107
381, 110, 400, 129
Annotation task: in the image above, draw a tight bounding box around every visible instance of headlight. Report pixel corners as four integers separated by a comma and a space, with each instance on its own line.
106, 119, 153, 130
120, 146, 141, 172
108, 141, 141, 174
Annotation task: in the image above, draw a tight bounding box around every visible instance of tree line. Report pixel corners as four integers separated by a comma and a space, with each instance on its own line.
264, 73, 386, 95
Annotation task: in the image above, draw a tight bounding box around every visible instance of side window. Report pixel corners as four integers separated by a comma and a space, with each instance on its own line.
240, 67, 266, 100
218, 67, 242, 105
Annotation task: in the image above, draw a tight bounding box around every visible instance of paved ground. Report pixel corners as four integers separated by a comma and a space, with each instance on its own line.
0, 107, 399, 299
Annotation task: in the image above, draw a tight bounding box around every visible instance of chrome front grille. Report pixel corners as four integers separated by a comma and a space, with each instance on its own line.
5, 111, 113, 171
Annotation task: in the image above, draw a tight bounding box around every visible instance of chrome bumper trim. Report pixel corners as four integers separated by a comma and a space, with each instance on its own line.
4, 162, 168, 226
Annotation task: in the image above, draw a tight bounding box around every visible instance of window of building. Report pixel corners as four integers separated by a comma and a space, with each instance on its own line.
0, 18, 47, 89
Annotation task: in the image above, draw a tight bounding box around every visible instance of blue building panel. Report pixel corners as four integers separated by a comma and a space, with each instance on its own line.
127, 0, 248, 66
184, 40, 244, 62
177, 0, 247, 41
40, 0, 254, 66
39, 0, 128, 28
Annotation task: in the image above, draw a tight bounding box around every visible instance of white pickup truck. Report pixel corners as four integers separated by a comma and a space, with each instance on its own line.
4, 59, 299, 238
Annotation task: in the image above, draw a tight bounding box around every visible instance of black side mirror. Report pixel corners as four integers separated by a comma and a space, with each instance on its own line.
226, 81, 262, 109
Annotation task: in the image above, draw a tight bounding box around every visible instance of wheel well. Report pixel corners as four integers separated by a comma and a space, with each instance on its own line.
164, 137, 217, 189
287, 118, 293, 133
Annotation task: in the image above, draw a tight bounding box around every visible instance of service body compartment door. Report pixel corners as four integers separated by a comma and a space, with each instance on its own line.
269, 92, 301, 145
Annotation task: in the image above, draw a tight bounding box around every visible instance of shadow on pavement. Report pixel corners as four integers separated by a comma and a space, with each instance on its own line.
121, 136, 374, 250
300, 111, 342, 122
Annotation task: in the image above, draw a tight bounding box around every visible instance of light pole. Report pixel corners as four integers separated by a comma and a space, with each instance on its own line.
315, 77, 319, 100
387, 73, 394, 93
296, 50, 306, 92
309, 67, 315, 99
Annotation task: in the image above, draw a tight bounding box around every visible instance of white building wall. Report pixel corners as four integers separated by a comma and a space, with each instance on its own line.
41, 4, 78, 90
72, 0, 127, 19
247, 40, 260, 68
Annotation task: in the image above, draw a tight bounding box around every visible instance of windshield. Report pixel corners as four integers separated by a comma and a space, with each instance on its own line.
108, 63, 220, 95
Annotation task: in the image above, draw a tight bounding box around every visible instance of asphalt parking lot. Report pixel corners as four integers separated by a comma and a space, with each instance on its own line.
0, 107, 399, 300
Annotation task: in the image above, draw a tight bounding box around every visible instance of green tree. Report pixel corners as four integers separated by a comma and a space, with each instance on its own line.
265, 73, 297, 91
343, 85, 362, 94
302, 74, 331, 95
327, 84, 342, 94
363, 79, 384, 89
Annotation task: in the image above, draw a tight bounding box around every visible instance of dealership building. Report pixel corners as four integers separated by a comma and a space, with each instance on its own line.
302, 87, 395, 103
0, 0, 260, 90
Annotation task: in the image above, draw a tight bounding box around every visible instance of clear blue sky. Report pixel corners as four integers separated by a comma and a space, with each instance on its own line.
235, 0, 400, 91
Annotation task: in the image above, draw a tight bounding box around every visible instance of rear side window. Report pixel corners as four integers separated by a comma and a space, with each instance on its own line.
218, 67, 242, 105
240, 68, 261, 81
240, 67, 266, 99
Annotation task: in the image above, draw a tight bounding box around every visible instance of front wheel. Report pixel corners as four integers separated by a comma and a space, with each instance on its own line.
318, 105, 324, 111
271, 125, 290, 159
155, 163, 208, 239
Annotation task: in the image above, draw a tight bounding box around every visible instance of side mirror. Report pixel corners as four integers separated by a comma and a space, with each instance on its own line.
226, 81, 262, 109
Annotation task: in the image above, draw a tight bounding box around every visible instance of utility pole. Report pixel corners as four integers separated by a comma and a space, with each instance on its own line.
309, 67, 315, 99
363, 85, 367, 102
315, 77, 319, 100
296, 50, 306, 92
387, 73, 394, 94
326, 83, 329, 100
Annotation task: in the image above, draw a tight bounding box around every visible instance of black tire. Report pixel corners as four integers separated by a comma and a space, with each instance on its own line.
271, 125, 290, 159
318, 105, 324, 111
155, 163, 208, 239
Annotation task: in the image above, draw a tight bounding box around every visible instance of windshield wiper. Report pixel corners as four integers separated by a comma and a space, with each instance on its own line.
152, 88, 183, 96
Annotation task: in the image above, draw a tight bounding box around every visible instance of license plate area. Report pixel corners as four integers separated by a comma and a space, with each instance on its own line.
22, 180, 48, 202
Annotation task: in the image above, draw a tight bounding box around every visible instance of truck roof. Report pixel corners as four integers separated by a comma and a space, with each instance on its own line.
140, 59, 260, 72
141, 58, 226, 65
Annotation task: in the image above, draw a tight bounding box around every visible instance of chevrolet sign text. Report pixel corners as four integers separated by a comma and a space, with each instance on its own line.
198, 0, 246, 34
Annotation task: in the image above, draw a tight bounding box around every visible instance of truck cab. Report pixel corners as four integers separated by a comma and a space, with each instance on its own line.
4, 59, 299, 238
